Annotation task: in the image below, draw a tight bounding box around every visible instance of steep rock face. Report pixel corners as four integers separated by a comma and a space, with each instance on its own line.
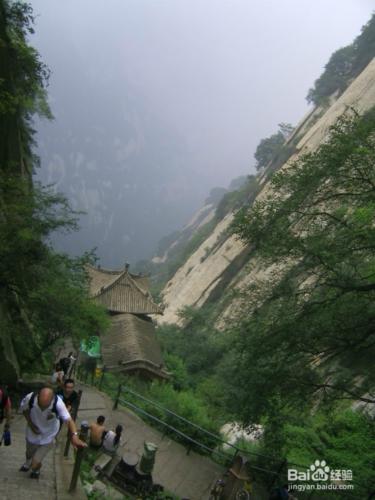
159, 213, 248, 325
160, 57, 375, 326
152, 202, 216, 265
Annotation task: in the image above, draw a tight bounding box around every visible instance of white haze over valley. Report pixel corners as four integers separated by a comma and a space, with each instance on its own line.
30, 0, 373, 266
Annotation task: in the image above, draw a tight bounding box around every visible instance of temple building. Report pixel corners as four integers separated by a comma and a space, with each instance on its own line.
86, 264, 169, 380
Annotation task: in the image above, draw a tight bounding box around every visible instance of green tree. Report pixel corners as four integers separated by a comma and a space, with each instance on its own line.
0, 0, 51, 175
0, 0, 109, 374
230, 109, 375, 421
157, 306, 225, 384
307, 13, 375, 106
254, 123, 293, 171
307, 45, 356, 105
352, 13, 375, 76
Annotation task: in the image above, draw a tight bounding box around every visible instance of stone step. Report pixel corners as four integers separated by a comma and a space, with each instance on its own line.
0, 415, 57, 500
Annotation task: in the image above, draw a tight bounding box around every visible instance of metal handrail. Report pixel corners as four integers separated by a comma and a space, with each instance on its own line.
118, 397, 228, 460
117, 396, 281, 478
118, 385, 269, 458
114, 383, 309, 470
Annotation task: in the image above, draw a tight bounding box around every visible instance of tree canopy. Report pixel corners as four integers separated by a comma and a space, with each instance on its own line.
0, 0, 108, 374
230, 109, 375, 421
254, 123, 293, 171
307, 13, 375, 106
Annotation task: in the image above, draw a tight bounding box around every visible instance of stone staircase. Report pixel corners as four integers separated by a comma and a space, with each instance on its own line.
0, 380, 225, 499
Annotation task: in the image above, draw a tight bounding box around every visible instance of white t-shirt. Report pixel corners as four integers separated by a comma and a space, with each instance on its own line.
20, 392, 71, 445
102, 430, 121, 453
51, 371, 64, 384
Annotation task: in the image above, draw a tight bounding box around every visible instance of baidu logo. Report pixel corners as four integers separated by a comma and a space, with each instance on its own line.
288, 458, 354, 493
288, 459, 330, 482
310, 460, 330, 481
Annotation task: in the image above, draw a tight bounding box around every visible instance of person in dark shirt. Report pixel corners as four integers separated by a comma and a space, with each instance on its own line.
58, 355, 71, 377
0, 386, 11, 442
56, 379, 78, 415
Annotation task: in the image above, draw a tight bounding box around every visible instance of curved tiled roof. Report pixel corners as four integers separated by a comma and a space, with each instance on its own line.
86, 265, 123, 296
86, 265, 163, 315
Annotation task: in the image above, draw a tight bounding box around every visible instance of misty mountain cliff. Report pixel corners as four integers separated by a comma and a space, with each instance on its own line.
156, 56, 375, 326
35, 79, 206, 267
140, 175, 255, 292
30, 0, 366, 270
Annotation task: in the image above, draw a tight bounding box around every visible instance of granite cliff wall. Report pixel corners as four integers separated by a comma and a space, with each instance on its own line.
159, 57, 375, 326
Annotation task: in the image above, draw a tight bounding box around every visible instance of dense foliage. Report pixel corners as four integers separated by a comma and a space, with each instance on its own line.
0, 0, 51, 172
155, 303, 375, 497
283, 408, 375, 499
0, 0, 108, 374
156, 306, 230, 420
307, 13, 375, 106
151, 110, 375, 496
217, 109, 375, 496
231, 109, 375, 416
99, 369, 220, 454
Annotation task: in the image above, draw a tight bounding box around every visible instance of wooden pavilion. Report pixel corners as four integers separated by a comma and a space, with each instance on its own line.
86, 264, 169, 380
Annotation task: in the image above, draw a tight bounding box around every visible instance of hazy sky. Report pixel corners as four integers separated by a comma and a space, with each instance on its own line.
28, 0, 374, 264
31, 0, 373, 181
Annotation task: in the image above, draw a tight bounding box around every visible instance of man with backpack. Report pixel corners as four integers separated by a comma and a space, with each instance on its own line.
19, 386, 86, 479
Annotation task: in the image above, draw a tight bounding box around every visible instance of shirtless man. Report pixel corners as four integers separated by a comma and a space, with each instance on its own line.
89, 415, 106, 449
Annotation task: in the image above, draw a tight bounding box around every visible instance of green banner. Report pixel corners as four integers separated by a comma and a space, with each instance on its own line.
80, 336, 101, 358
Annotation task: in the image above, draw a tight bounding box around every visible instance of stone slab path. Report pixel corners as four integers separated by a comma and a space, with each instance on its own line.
78, 382, 224, 499
0, 381, 224, 499
0, 414, 57, 500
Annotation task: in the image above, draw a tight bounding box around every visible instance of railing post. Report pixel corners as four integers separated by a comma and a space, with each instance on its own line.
99, 366, 106, 391
64, 390, 83, 457
69, 421, 89, 492
186, 430, 197, 455
270, 458, 288, 489
113, 383, 122, 410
